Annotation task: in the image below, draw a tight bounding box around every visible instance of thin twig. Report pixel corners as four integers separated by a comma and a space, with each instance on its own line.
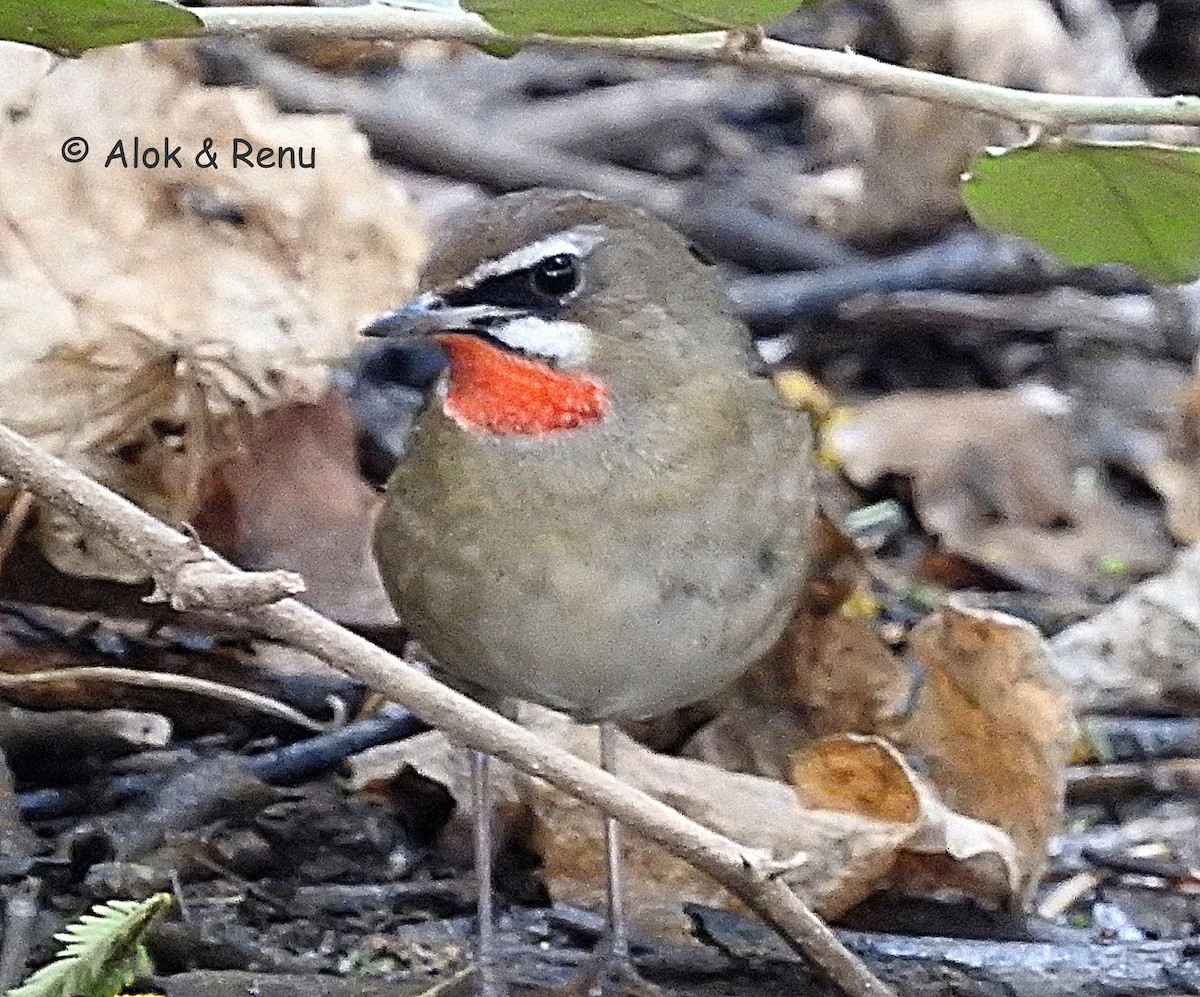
147, 559, 307, 612
0, 490, 33, 581
0, 421, 897, 997
0, 665, 327, 733
191, 6, 1200, 129
0, 878, 40, 993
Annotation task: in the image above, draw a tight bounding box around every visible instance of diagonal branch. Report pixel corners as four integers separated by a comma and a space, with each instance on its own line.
191, 5, 1200, 130
0, 421, 897, 997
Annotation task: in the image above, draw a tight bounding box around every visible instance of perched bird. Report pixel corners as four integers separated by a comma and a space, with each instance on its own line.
363, 190, 813, 995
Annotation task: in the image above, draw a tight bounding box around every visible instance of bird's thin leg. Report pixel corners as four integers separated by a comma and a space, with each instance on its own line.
472, 750, 505, 997
573, 723, 663, 997
600, 721, 630, 964
551, 727, 665, 996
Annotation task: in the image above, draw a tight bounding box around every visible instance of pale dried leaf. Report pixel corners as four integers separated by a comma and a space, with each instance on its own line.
898, 603, 1076, 902
1051, 541, 1200, 713
792, 734, 1021, 908
350, 705, 921, 931
685, 582, 1072, 909
789, 0, 1176, 243
828, 389, 1170, 595
0, 44, 422, 580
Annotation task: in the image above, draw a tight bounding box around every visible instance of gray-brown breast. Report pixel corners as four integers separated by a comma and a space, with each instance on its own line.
373, 361, 812, 722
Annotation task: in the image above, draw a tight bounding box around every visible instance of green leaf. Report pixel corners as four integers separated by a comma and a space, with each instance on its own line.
372, 0, 468, 11
0, 0, 202, 57
962, 141, 1200, 284
5, 894, 171, 997
462, 0, 800, 37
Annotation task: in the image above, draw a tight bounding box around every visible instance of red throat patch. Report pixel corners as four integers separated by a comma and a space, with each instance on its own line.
435, 333, 610, 436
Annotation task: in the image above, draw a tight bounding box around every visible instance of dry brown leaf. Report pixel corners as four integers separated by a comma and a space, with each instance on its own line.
792, 734, 1020, 908
684, 581, 1072, 908
193, 391, 393, 625
683, 613, 907, 782
348, 710, 908, 930
350, 695, 1070, 931
828, 388, 1170, 595
896, 603, 1077, 902
0, 44, 422, 581
792, 734, 918, 824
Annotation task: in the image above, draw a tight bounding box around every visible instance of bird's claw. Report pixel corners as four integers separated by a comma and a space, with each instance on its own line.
552, 946, 667, 997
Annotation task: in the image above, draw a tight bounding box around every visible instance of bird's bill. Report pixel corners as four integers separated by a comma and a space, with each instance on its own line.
360, 293, 523, 339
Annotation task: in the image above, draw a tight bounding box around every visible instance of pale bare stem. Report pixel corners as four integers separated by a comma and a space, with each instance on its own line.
0, 490, 34, 580
0, 665, 327, 732
147, 559, 307, 612
191, 6, 1200, 130
0, 420, 899, 997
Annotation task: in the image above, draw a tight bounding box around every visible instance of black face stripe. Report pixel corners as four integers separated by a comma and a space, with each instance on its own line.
441, 253, 582, 316
443, 266, 551, 312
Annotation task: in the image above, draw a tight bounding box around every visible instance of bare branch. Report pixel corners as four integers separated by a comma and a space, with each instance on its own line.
146, 559, 306, 612
0, 421, 898, 997
0, 666, 326, 733
192, 6, 1200, 130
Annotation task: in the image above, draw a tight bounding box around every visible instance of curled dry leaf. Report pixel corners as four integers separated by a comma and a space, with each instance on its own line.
828, 388, 1170, 596
897, 603, 1077, 903
792, 734, 1020, 909
349, 709, 918, 937
684, 537, 1074, 910
0, 44, 422, 581
349, 670, 1069, 938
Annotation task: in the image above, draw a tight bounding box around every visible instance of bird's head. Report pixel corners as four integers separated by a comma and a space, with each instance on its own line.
360, 189, 733, 438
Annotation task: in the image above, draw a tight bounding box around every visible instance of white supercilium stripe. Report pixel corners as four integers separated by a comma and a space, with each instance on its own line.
458, 229, 605, 289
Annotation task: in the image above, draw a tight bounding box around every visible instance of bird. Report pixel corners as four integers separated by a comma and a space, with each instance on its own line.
361, 189, 814, 995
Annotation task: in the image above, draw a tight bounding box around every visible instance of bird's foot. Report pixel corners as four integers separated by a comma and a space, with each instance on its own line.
553, 945, 667, 997
474, 968, 510, 997
432, 963, 508, 997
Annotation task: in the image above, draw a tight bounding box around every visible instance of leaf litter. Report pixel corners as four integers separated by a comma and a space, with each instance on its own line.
6, 2, 1200, 993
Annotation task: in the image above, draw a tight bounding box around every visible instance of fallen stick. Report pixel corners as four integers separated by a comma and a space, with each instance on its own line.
0, 421, 895, 997
208, 42, 863, 273
16, 704, 424, 820
692, 904, 1199, 997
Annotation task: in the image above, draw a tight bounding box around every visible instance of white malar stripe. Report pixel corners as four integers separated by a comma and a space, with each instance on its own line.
489, 316, 592, 365
459, 228, 605, 289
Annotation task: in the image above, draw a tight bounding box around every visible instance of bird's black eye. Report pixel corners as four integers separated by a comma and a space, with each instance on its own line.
530, 254, 580, 298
